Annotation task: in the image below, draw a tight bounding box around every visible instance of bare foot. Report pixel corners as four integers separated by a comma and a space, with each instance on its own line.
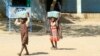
24, 53, 29, 55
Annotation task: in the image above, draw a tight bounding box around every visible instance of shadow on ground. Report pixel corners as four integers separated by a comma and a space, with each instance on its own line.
56, 48, 76, 50
29, 52, 48, 56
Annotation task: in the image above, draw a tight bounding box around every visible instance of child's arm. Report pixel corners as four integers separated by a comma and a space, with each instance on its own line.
14, 19, 21, 26
56, 12, 61, 22
26, 17, 30, 27
26, 13, 30, 27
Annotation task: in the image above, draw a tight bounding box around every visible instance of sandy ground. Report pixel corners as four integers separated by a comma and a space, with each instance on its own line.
0, 32, 100, 56
0, 17, 100, 56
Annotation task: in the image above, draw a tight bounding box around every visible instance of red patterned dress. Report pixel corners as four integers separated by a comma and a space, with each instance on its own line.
50, 21, 59, 42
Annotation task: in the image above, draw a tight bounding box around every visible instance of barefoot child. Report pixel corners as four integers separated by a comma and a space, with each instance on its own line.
49, 17, 60, 49
15, 13, 30, 56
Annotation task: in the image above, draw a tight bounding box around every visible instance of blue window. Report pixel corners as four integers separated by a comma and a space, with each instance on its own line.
82, 0, 100, 13
12, 0, 30, 7
62, 0, 77, 13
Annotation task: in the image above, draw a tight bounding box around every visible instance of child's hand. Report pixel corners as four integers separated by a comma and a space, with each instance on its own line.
14, 19, 21, 26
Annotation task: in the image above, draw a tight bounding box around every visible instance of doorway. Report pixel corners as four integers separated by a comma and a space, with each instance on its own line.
46, 0, 62, 12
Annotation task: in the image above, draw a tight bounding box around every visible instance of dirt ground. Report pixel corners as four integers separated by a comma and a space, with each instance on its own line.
0, 17, 100, 56
0, 31, 100, 56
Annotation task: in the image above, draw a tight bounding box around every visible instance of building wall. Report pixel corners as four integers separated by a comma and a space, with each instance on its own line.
82, 0, 100, 13
0, 0, 5, 14
31, 0, 46, 20
62, 0, 76, 13
0, 0, 100, 19
0, 0, 45, 19
62, 0, 100, 13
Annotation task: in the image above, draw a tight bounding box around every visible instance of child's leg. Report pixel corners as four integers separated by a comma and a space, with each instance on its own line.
51, 40, 55, 48
54, 41, 57, 48
19, 44, 25, 56
24, 44, 29, 55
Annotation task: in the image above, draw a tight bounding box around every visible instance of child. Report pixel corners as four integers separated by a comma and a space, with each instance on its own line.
50, 0, 61, 11
50, 0, 56, 11
15, 13, 30, 56
49, 17, 60, 49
